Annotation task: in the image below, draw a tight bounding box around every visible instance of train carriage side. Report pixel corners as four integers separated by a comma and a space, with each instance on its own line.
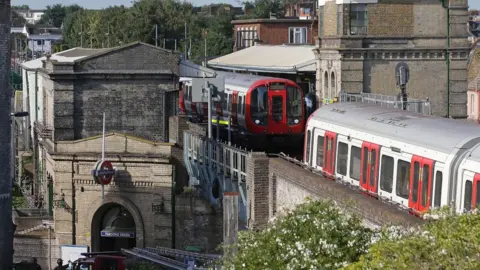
455, 145, 480, 213
304, 103, 480, 215
205, 72, 306, 145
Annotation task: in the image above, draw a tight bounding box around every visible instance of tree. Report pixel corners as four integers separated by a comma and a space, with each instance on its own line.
12, 5, 28, 9
347, 209, 480, 270
222, 199, 373, 269
242, 0, 286, 18
37, 4, 82, 27
11, 10, 26, 26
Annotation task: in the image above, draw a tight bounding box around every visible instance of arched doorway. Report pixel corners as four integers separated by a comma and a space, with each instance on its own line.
91, 203, 137, 252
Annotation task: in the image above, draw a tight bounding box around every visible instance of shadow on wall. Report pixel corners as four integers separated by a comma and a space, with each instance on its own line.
175, 192, 223, 254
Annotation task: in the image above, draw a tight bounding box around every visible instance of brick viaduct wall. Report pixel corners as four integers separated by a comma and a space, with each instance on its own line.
247, 156, 423, 230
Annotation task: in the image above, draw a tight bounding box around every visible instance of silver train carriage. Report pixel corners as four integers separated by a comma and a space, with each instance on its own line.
304, 102, 480, 215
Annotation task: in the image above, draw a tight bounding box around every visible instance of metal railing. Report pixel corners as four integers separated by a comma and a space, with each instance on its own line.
325, 92, 432, 115
184, 131, 249, 224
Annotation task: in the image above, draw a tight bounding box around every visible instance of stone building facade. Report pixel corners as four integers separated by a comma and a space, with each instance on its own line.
315, 0, 470, 118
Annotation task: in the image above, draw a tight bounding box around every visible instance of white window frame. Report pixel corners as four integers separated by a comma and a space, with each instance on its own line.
288, 27, 308, 44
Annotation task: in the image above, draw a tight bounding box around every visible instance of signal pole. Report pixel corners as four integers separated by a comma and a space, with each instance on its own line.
0, 0, 14, 267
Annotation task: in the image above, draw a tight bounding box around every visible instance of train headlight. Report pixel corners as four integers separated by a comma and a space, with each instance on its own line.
255, 120, 260, 124
294, 119, 299, 124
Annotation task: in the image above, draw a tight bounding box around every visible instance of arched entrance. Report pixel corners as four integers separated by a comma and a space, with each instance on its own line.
91, 203, 137, 252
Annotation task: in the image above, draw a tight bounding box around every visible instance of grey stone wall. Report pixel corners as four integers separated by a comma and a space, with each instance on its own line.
14, 235, 61, 269
175, 194, 223, 254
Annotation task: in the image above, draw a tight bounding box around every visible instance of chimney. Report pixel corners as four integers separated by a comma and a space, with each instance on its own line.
269, 12, 277, 19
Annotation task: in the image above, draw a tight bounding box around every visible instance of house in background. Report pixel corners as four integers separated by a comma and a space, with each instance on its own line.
14, 9, 45, 24
284, 0, 317, 19
26, 24, 63, 56
233, 14, 318, 51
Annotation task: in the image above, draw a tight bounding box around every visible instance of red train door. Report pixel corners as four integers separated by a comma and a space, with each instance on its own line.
472, 173, 480, 209
323, 131, 337, 176
268, 89, 287, 133
360, 141, 380, 193
408, 155, 434, 213
231, 91, 238, 126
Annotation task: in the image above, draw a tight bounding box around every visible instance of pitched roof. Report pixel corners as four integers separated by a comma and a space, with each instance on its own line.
20, 47, 109, 70
207, 44, 316, 73
74, 41, 179, 64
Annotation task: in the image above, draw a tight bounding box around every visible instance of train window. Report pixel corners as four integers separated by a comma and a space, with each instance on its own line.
464, 180, 473, 211
421, 164, 430, 207
349, 146, 361, 181
336, 142, 348, 176
306, 130, 311, 163
287, 86, 303, 125
316, 136, 324, 167
362, 146, 368, 185
370, 149, 377, 187
380, 155, 394, 193
475, 179, 480, 209
250, 86, 268, 125
238, 96, 243, 114
433, 171, 442, 208
395, 160, 410, 199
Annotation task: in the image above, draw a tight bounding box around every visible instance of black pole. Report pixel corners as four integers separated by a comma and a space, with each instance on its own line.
0, 0, 14, 267
171, 165, 176, 249
401, 85, 407, 111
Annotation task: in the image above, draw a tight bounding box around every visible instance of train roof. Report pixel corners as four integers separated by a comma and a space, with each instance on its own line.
215, 71, 292, 91
308, 103, 480, 153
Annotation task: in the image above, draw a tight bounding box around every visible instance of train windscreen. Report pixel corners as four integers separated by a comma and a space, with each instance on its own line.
250, 86, 268, 125
286, 86, 303, 125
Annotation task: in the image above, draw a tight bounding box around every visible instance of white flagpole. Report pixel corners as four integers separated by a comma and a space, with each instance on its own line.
101, 112, 106, 204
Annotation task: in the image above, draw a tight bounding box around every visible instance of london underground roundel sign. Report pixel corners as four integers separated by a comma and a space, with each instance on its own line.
92, 160, 115, 185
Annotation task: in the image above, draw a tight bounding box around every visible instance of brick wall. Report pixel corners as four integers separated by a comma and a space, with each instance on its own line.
268, 158, 423, 227
368, 2, 414, 36
323, 1, 338, 36
175, 193, 223, 253
47, 43, 180, 142
14, 235, 61, 269
233, 20, 318, 50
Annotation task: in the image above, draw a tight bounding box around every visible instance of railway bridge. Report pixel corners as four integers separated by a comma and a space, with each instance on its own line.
169, 100, 425, 231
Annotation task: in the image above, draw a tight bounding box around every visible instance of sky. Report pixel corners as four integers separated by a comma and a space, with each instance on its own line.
10, 0, 480, 10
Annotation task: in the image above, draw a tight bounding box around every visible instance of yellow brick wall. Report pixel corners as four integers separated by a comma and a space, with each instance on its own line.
367, 3, 414, 36
323, 1, 338, 36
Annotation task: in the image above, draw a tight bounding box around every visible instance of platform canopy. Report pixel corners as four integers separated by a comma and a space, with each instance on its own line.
180, 59, 217, 78
207, 44, 317, 74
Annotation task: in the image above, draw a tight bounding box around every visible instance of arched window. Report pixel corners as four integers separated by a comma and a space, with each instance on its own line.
324, 71, 329, 101
331, 71, 336, 99
471, 94, 475, 115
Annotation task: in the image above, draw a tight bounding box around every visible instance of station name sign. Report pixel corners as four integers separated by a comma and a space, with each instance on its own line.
100, 231, 135, 238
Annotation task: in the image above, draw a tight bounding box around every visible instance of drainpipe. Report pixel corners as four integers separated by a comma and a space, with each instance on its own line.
441, 0, 451, 118
171, 165, 176, 249
34, 70, 38, 122
25, 69, 30, 151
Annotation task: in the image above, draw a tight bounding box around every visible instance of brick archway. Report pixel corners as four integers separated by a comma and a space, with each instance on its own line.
85, 195, 145, 251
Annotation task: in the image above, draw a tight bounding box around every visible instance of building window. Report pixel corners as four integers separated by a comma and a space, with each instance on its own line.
331, 72, 336, 98
236, 27, 258, 50
289, 27, 307, 44
350, 4, 368, 35
323, 71, 329, 100
37, 40, 44, 46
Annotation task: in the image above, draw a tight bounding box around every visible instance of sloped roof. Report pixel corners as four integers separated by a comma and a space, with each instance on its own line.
207, 44, 317, 73
20, 47, 108, 70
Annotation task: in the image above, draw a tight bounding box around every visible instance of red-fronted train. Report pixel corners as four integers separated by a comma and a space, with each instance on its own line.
180, 71, 315, 149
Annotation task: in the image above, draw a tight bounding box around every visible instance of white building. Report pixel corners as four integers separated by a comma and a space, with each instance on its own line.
15, 9, 45, 24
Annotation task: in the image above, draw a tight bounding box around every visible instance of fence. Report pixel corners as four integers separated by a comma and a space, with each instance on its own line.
184, 132, 249, 224
335, 92, 432, 115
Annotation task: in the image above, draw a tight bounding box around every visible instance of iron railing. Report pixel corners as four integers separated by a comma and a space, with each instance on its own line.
184, 131, 249, 224
324, 92, 432, 115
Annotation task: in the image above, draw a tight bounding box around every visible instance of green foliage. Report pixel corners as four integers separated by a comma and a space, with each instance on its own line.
347, 209, 480, 270
11, 11, 26, 26
37, 4, 83, 27
59, 0, 236, 64
222, 199, 373, 269
241, 0, 286, 18
12, 184, 26, 209
12, 5, 29, 10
